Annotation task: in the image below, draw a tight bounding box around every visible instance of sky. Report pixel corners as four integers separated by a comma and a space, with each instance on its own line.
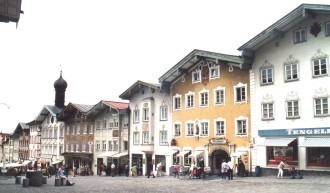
0, 0, 329, 133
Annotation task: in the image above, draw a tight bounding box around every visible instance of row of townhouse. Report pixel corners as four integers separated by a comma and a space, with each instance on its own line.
4, 4, 330, 176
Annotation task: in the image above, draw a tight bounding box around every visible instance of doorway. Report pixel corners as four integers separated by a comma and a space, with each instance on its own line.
211, 149, 229, 175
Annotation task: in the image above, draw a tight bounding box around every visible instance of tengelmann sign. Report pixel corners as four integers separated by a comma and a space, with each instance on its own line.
259, 127, 330, 137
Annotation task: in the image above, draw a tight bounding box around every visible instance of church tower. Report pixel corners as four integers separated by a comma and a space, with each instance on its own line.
54, 71, 67, 108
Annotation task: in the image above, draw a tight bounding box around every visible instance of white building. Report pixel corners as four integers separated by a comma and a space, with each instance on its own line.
238, 4, 330, 173
87, 100, 129, 175
120, 80, 172, 176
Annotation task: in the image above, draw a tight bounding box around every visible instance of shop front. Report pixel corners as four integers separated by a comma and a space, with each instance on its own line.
258, 128, 330, 171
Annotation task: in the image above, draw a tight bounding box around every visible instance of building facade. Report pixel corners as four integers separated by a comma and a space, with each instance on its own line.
159, 49, 252, 175
238, 4, 330, 172
120, 80, 172, 176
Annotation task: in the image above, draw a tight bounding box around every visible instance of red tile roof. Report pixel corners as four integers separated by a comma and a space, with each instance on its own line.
103, 100, 129, 110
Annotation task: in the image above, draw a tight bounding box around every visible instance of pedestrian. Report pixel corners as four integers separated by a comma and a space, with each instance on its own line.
99, 163, 103, 176
111, 162, 116, 177
221, 159, 229, 180
47, 165, 52, 178
173, 163, 179, 178
72, 166, 76, 177
59, 166, 75, 186
54, 165, 58, 178
156, 162, 162, 177
132, 163, 138, 177
189, 162, 195, 179
227, 159, 233, 180
124, 164, 129, 177
277, 160, 288, 179
147, 162, 155, 178
64, 165, 69, 178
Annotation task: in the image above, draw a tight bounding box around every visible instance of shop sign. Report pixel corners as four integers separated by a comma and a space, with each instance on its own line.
259, 127, 330, 137
210, 138, 226, 144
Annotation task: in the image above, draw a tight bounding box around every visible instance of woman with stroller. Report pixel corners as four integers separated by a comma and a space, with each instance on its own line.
277, 160, 289, 179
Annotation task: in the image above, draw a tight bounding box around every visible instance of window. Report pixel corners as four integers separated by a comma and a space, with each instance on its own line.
210, 65, 220, 79
200, 122, 209, 136
326, 21, 330, 36
159, 131, 167, 145
314, 98, 329, 116
186, 123, 194, 136
174, 124, 181, 136
234, 83, 247, 103
66, 144, 69, 152
262, 103, 274, 120
142, 131, 149, 144
133, 109, 140, 123
88, 124, 94, 134
66, 126, 70, 135
215, 121, 225, 135
49, 128, 53, 138
160, 105, 168, 121
108, 141, 112, 151
174, 95, 181, 110
96, 140, 100, 151
186, 93, 194, 108
71, 144, 74, 152
96, 121, 101, 130
102, 140, 106, 151
143, 108, 149, 122
103, 120, 107, 129
113, 141, 118, 151
286, 101, 300, 118
76, 125, 80, 134
114, 119, 119, 128
200, 91, 209, 107
60, 128, 63, 137
294, 28, 307, 43
124, 141, 128, 151
133, 132, 140, 145
260, 68, 273, 85
214, 87, 225, 105
109, 121, 114, 129
236, 119, 247, 136
192, 70, 201, 83
123, 116, 129, 128
83, 125, 87, 134
285, 63, 299, 81
312, 58, 328, 77
82, 144, 86, 152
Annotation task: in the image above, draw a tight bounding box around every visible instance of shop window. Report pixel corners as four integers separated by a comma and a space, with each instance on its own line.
184, 152, 192, 165
307, 147, 330, 167
266, 140, 298, 166
155, 155, 166, 172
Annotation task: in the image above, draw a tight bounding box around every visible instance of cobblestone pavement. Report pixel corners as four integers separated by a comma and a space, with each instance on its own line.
1, 174, 330, 193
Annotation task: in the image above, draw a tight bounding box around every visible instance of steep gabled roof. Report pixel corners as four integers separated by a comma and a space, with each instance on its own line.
57, 102, 94, 121
238, 4, 330, 51
158, 49, 244, 86
13, 122, 29, 135
87, 100, 129, 116
32, 105, 63, 124
119, 80, 161, 100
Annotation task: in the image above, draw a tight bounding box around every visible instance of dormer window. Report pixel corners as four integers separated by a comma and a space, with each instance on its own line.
293, 28, 307, 44
209, 65, 220, 79
192, 70, 201, 83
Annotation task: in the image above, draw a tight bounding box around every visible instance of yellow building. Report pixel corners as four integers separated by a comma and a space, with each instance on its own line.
159, 49, 251, 175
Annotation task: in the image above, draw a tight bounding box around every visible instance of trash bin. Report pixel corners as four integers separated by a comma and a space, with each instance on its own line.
255, 166, 261, 177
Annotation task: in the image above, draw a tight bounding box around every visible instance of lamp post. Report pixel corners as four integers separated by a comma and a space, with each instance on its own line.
0, 103, 10, 172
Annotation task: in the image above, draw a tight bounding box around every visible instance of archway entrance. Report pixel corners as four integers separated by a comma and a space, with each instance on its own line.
210, 149, 229, 175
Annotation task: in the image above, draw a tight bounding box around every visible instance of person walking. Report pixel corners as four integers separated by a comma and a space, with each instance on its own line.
173, 163, 179, 178
189, 162, 195, 179
111, 163, 116, 177
156, 162, 162, 177
221, 160, 229, 180
277, 160, 288, 179
47, 165, 52, 178
125, 164, 129, 177
147, 162, 155, 178
227, 159, 233, 180
132, 163, 138, 177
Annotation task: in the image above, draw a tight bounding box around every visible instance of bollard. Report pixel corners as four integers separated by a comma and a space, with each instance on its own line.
55, 178, 61, 186
23, 178, 29, 187
15, 176, 21, 184
43, 176, 47, 184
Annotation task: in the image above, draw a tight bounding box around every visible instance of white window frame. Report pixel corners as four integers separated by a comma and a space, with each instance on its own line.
143, 108, 149, 122
262, 103, 274, 120
83, 125, 87, 134
186, 122, 194, 136
234, 83, 247, 104
96, 140, 100, 151
260, 67, 274, 85
285, 63, 299, 81
142, 131, 149, 144
314, 97, 329, 117
199, 89, 209, 107
312, 58, 328, 77
173, 94, 182, 110
71, 144, 74, 152
160, 105, 168, 121
185, 91, 195, 109
214, 118, 226, 136
114, 119, 119, 128
102, 120, 107, 129
174, 123, 181, 137
82, 144, 86, 152
235, 117, 248, 137
294, 28, 307, 44
326, 21, 330, 36
133, 132, 140, 145
133, 109, 140, 123
200, 121, 209, 136
286, 100, 300, 119
102, 140, 106, 151
159, 131, 167, 146
108, 141, 112, 151
192, 70, 201, 83
209, 65, 220, 79
113, 141, 118, 151
214, 86, 225, 105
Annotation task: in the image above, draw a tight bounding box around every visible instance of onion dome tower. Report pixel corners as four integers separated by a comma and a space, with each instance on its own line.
54, 71, 67, 108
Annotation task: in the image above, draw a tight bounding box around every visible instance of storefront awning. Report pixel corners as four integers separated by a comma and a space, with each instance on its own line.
299, 138, 330, 147
231, 151, 248, 157
97, 152, 118, 158
166, 150, 179, 155
188, 150, 204, 158
176, 150, 190, 157
259, 138, 296, 146
112, 152, 128, 158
